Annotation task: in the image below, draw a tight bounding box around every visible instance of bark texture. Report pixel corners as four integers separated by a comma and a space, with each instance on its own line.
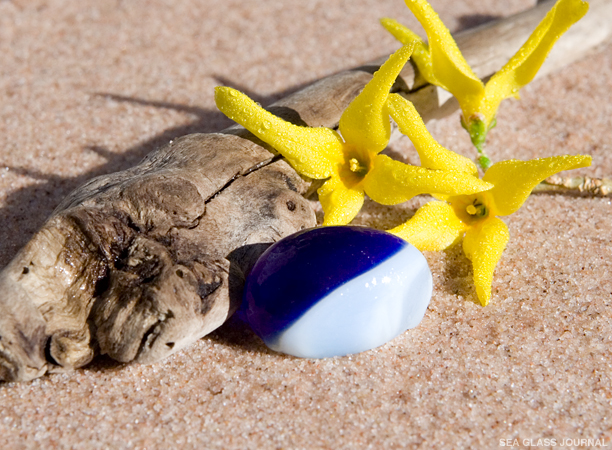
1, 0, 610, 382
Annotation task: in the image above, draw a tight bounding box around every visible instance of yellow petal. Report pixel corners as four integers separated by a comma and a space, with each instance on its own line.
379, 18, 434, 82
215, 86, 344, 179
363, 154, 493, 206
388, 201, 467, 251
386, 93, 478, 175
339, 44, 414, 155
482, 0, 589, 125
317, 176, 365, 226
483, 155, 592, 216
403, 0, 484, 108
462, 217, 509, 306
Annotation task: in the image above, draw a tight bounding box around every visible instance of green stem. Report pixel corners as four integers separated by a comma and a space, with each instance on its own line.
477, 154, 491, 172
462, 116, 495, 172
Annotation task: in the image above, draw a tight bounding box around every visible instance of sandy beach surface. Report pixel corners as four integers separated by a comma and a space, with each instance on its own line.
0, 0, 611, 448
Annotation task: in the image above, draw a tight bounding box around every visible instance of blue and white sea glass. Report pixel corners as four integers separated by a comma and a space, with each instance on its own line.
242, 226, 432, 358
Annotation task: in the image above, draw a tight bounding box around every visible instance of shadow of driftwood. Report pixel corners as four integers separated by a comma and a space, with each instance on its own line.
457, 13, 500, 30
0, 102, 226, 266
206, 314, 272, 354
0, 77, 313, 268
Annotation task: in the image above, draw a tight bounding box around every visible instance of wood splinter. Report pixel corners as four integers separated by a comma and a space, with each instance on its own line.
1, 0, 610, 382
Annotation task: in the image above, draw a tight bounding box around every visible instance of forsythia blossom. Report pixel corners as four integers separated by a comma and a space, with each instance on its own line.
388, 153, 592, 306
381, 0, 589, 160
215, 45, 492, 225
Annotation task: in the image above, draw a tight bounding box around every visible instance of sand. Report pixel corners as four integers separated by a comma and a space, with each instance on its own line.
0, 0, 611, 448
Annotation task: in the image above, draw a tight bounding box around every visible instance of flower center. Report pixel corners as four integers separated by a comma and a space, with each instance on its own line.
349, 157, 369, 177
466, 200, 488, 218
451, 193, 491, 225
338, 148, 372, 188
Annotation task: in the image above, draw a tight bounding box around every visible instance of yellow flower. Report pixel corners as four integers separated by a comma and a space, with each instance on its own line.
388, 154, 592, 306
381, 0, 589, 155
215, 45, 492, 225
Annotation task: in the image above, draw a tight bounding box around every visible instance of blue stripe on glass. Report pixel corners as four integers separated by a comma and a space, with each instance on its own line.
243, 226, 408, 342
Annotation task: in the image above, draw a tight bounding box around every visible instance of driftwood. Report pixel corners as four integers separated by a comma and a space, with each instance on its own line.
1, 0, 611, 382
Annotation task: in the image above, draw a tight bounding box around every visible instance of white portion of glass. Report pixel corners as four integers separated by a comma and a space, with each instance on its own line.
266, 244, 432, 358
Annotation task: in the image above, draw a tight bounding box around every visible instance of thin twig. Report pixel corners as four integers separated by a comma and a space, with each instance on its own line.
532, 175, 612, 197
